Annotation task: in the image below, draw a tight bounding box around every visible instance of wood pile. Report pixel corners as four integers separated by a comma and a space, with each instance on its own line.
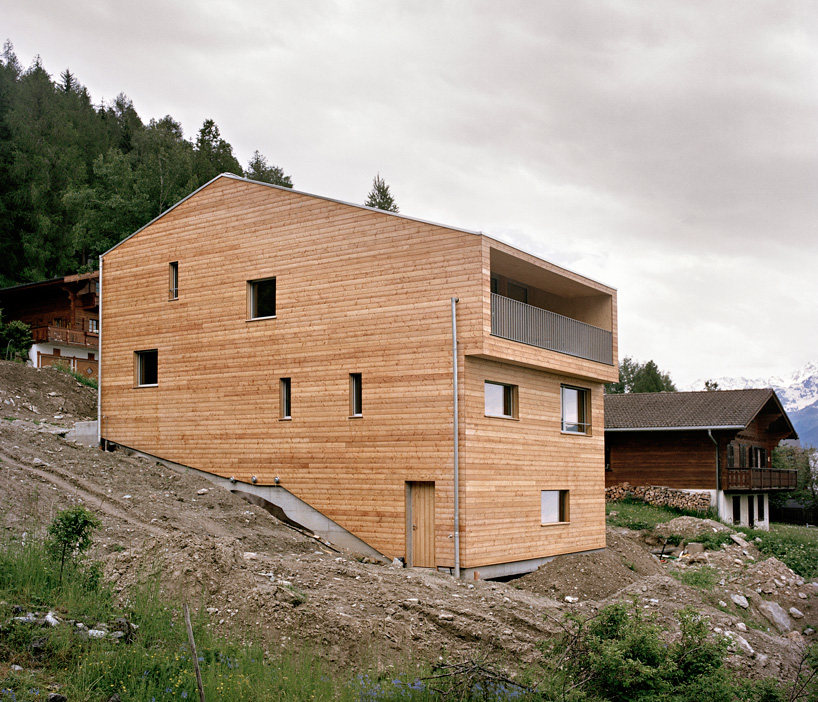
606, 482, 712, 512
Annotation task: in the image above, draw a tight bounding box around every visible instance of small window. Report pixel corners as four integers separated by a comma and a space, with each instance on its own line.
280, 377, 291, 419
561, 385, 589, 434
248, 278, 276, 319
732, 495, 742, 525
727, 443, 735, 469
484, 381, 517, 418
88, 318, 99, 334
135, 350, 158, 387
541, 490, 569, 524
350, 373, 362, 417
757, 495, 765, 522
169, 262, 178, 300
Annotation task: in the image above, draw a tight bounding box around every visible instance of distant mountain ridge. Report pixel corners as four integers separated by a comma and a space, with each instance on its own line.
691, 361, 818, 448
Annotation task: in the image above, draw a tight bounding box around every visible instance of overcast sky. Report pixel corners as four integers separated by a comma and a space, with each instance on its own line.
5, 1, 817, 387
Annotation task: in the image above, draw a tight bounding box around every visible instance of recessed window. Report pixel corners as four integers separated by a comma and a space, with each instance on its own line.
280, 377, 291, 419
561, 385, 589, 434
169, 262, 179, 300
541, 490, 569, 524
135, 350, 158, 387
485, 381, 517, 418
88, 318, 99, 334
350, 373, 362, 417
757, 495, 765, 522
248, 277, 276, 319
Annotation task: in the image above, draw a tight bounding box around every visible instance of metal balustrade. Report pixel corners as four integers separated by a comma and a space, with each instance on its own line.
490, 293, 613, 365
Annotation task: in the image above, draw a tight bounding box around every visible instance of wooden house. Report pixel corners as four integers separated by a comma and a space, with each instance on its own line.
604, 389, 798, 529
0, 272, 99, 379
99, 174, 618, 578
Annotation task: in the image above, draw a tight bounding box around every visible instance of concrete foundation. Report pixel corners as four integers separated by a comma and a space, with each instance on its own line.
66, 420, 99, 447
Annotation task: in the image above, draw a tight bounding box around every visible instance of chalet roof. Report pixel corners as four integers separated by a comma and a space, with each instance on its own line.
604, 389, 797, 439
0, 271, 98, 295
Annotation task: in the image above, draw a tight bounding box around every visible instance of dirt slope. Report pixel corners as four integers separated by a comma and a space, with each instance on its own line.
1, 361, 815, 680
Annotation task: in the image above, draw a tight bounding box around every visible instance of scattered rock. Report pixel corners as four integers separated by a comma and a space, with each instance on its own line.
789, 607, 804, 619
757, 601, 792, 633
731, 594, 749, 609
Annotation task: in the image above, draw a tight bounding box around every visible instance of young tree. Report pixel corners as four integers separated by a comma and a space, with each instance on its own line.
364, 173, 399, 212
47, 505, 101, 585
245, 150, 293, 187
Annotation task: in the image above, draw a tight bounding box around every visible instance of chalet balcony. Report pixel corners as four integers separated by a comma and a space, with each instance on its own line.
725, 468, 797, 491
32, 325, 99, 349
490, 293, 614, 365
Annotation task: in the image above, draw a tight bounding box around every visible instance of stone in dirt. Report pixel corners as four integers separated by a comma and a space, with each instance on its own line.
757, 601, 792, 633
731, 594, 749, 609
789, 607, 804, 619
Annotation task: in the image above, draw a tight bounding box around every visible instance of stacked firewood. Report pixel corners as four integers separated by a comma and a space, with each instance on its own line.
606, 482, 712, 512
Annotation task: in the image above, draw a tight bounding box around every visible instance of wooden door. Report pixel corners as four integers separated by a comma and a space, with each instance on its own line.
406, 482, 435, 568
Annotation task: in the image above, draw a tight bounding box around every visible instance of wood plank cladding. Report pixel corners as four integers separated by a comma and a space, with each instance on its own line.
101, 175, 615, 573
605, 431, 719, 490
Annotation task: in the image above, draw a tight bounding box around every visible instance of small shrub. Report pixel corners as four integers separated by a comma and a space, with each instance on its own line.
47, 506, 101, 584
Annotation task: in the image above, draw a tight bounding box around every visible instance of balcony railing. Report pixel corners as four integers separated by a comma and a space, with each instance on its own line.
491, 293, 613, 365
725, 468, 797, 491
31, 326, 99, 349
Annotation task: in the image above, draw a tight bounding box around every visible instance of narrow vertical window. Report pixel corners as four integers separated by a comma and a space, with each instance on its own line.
541, 490, 569, 524
88, 318, 99, 334
280, 377, 291, 419
248, 278, 276, 319
135, 349, 158, 386
349, 373, 362, 417
561, 385, 590, 434
727, 443, 735, 469
757, 495, 765, 522
169, 262, 179, 300
732, 496, 742, 525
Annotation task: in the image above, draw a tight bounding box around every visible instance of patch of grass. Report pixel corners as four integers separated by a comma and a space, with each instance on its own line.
671, 565, 719, 590
606, 499, 695, 531
695, 531, 735, 551
741, 524, 818, 579
49, 361, 98, 390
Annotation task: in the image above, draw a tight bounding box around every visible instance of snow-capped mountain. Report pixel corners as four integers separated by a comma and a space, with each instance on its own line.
691, 360, 818, 413
691, 361, 818, 447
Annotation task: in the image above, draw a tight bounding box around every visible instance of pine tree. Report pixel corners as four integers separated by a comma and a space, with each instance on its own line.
364, 173, 399, 213
245, 150, 292, 187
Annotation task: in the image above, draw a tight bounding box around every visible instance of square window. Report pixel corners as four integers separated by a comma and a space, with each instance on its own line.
350, 373, 362, 417
135, 350, 158, 386
561, 385, 589, 434
248, 278, 276, 319
280, 377, 291, 419
541, 490, 569, 524
485, 381, 517, 418
169, 262, 178, 300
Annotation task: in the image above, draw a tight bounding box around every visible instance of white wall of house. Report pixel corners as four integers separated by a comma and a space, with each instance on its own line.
30, 343, 96, 369
716, 490, 769, 530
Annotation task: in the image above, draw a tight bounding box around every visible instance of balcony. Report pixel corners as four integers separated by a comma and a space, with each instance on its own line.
32, 326, 99, 349
490, 293, 613, 365
725, 468, 797, 491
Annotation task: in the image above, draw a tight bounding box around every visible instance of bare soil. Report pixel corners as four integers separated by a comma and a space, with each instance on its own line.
1, 361, 816, 681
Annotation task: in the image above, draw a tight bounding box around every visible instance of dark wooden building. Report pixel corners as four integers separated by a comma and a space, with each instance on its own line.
605, 389, 797, 528
0, 272, 99, 379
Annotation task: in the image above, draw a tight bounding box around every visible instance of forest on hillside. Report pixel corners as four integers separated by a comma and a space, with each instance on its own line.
0, 41, 292, 286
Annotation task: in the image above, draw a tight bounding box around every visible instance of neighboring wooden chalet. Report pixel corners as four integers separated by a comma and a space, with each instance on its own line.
99, 174, 618, 578
604, 389, 798, 529
0, 272, 99, 379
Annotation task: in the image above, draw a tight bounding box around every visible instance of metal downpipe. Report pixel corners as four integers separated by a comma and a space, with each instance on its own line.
451, 296, 460, 579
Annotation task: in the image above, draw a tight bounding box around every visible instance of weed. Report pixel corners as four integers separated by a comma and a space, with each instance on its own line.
48, 361, 98, 390
671, 565, 718, 590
